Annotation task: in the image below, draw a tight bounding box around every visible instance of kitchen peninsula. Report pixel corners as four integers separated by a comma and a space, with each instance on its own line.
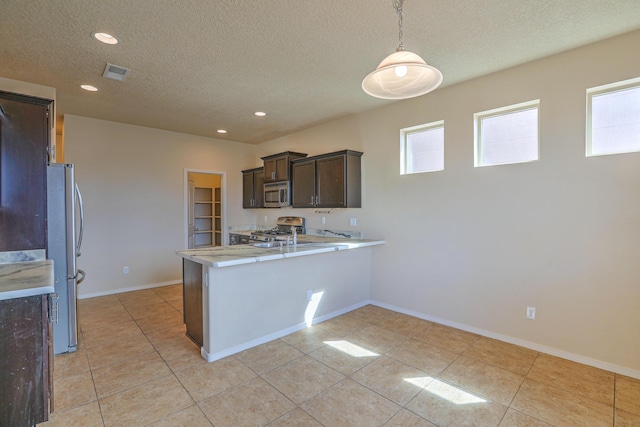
176, 237, 384, 362
0, 251, 55, 426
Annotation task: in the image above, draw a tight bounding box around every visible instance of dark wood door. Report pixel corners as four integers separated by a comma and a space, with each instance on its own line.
183, 259, 203, 347
291, 160, 316, 207
0, 91, 51, 252
264, 155, 292, 182
242, 171, 254, 208
274, 157, 289, 181
0, 295, 50, 426
263, 158, 276, 182
316, 155, 346, 208
254, 170, 264, 208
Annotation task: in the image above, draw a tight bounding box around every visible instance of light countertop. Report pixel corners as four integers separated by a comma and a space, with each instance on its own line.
0, 259, 55, 301
177, 237, 384, 267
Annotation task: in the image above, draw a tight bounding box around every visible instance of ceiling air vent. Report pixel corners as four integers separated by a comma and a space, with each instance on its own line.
102, 63, 131, 81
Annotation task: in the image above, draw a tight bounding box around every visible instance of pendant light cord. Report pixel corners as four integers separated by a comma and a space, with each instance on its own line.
394, 0, 405, 51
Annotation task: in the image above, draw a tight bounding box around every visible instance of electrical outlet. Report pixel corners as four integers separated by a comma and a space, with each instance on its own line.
526, 306, 536, 320
123, 266, 129, 275
321, 216, 326, 224
349, 217, 357, 227
307, 290, 313, 301
264, 215, 268, 223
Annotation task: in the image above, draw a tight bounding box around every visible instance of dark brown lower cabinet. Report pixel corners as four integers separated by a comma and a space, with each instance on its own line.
0, 294, 52, 426
183, 259, 203, 346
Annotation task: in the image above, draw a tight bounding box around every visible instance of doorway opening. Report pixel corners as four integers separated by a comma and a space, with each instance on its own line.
184, 169, 226, 249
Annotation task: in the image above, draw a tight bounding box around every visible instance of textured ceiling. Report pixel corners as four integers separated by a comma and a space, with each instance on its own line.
1, 0, 640, 144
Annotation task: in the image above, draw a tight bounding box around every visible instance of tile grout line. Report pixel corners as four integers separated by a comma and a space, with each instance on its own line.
97, 287, 194, 426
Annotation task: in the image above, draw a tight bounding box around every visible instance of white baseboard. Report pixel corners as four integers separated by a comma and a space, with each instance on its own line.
78, 280, 182, 299
371, 300, 640, 380
201, 300, 371, 363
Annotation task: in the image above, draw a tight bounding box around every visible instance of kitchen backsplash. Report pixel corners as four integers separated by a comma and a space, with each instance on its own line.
227, 224, 362, 239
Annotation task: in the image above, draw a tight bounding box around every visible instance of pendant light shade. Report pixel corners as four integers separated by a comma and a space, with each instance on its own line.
362, 0, 443, 100
362, 50, 443, 99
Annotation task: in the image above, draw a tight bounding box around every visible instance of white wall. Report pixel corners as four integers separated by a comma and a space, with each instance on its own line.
61, 29, 640, 375
257, 30, 640, 375
63, 115, 256, 297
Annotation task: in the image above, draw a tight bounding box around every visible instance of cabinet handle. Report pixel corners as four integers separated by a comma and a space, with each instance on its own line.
272, 172, 276, 180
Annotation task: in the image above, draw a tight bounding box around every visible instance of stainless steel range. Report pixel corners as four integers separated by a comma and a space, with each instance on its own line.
250, 216, 306, 242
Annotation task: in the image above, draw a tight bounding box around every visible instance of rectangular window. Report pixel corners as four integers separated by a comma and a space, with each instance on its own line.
474, 100, 540, 167
400, 120, 444, 174
587, 77, 640, 157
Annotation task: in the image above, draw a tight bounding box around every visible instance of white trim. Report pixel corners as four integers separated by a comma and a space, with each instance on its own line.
183, 168, 227, 248
200, 300, 371, 363
371, 300, 640, 380
78, 279, 182, 299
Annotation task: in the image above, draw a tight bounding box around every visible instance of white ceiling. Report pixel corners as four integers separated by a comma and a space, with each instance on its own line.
2, 0, 640, 144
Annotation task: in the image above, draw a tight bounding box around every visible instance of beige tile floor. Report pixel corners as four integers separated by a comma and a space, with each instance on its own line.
38, 284, 640, 426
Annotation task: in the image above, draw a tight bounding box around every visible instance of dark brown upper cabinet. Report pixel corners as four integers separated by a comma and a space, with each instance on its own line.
291, 150, 362, 208
0, 91, 52, 252
261, 151, 307, 183
242, 167, 264, 208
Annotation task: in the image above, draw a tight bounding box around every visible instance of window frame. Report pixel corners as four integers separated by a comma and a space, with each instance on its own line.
474, 99, 540, 167
400, 120, 445, 175
586, 76, 640, 157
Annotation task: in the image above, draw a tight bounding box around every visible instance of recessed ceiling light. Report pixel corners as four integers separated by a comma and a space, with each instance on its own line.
254, 111, 266, 117
217, 129, 227, 134
80, 84, 98, 92
92, 32, 118, 45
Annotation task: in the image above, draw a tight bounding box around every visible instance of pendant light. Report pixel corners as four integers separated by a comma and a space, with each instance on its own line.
362, 0, 443, 99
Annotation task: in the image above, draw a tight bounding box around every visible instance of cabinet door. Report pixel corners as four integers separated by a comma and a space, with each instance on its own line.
0, 92, 51, 252
182, 260, 203, 347
0, 295, 50, 425
316, 155, 346, 207
291, 161, 316, 208
254, 170, 264, 208
274, 157, 289, 181
263, 159, 277, 182
242, 172, 254, 208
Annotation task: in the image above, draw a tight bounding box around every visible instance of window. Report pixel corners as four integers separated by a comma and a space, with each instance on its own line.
400, 121, 444, 174
587, 77, 640, 157
474, 100, 540, 167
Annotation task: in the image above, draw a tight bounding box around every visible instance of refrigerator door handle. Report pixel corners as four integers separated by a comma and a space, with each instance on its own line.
76, 269, 86, 285
75, 182, 84, 257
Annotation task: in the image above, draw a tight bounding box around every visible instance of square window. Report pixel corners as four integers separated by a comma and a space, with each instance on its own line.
587, 77, 640, 157
474, 100, 540, 167
401, 121, 444, 174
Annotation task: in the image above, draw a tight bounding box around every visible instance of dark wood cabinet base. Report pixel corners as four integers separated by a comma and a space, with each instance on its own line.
183, 259, 203, 347
0, 295, 50, 426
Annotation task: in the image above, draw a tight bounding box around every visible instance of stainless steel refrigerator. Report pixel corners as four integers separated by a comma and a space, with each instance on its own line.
47, 163, 85, 355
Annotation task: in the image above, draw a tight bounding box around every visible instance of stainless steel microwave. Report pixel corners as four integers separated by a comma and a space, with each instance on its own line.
264, 181, 290, 208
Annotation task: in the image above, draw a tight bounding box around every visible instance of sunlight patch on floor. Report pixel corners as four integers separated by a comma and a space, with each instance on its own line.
324, 340, 379, 357
404, 377, 487, 405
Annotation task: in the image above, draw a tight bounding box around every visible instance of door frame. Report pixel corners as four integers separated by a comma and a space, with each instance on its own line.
183, 168, 227, 248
